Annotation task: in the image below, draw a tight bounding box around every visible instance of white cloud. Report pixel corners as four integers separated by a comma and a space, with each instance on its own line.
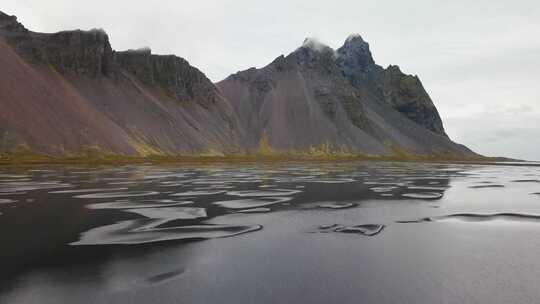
301, 37, 331, 52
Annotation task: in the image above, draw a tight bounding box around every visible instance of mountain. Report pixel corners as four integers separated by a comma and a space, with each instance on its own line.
0, 11, 477, 159
217, 37, 474, 157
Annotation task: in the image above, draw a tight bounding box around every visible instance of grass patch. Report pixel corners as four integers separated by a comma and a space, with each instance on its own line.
0, 150, 494, 166
0, 138, 503, 166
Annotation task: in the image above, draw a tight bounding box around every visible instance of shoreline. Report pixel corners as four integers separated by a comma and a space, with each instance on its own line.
0, 154, 522, 167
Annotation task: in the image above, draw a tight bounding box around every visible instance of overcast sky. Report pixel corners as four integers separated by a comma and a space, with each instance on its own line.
3, 0, 540, 160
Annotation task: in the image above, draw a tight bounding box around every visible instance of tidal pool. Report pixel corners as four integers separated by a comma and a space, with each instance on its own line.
1, 161, 540, 303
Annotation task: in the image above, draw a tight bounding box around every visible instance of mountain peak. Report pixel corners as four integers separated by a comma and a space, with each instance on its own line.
288, 37, 339, 71
338, 34, 372, 57
345, 33, 365, 43
340, 33, 371, 54
337, 33, 375, 76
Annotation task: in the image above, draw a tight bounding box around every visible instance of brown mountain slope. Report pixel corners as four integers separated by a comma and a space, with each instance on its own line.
0, 38, 135, 154
0, 11, 241, 156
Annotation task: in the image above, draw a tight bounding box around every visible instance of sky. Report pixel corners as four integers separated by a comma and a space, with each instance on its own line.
3, 0, 540, 160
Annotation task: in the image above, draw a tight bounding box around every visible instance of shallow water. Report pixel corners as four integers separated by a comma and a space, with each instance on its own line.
1, 161, 540, 303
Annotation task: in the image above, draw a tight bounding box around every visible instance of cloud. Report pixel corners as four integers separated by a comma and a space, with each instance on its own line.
124, 47, 151, 54
301, 37, 331, 52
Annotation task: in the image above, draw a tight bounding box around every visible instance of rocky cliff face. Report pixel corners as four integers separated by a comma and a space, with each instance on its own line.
0, 10, 476, 158
336, 34, 446, 135
39, 29, 114, 76
0, 13, 113, 76
376, 65, 445, 135
114, 49, 218, 106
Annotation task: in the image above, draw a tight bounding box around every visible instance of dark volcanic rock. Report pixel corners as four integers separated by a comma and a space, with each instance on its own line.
1, 12, 113, 76
40, 29, 114, 76
337, 34, 446, 135
336, 34, 378, 87
0, 11, 26, 34
291, 40, 369, 129
0, 12, 38, 60
115, 49, 218, 105
376, 65, 446, 135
